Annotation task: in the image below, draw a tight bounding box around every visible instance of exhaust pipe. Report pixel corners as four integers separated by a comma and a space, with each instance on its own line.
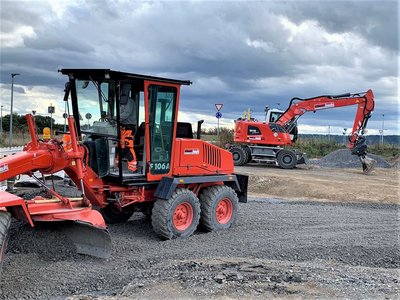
197, 120, 204, 139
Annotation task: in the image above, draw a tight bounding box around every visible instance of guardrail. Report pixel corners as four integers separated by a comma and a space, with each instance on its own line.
0, 146, 24, 158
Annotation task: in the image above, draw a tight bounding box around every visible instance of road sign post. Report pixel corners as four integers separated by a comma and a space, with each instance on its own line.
215, 104, 223, 143
48, 104, 55, 138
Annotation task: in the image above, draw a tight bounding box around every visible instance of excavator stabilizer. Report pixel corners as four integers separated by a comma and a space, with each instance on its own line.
62, 221, 111, 258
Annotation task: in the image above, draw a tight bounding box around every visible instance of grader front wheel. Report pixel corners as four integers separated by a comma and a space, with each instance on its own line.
199, 185, 238, 232
152, 188, 200, 239
0, 211, 11, 272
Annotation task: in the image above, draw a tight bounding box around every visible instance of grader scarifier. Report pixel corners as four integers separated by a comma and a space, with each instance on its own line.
0, 69, 248, 270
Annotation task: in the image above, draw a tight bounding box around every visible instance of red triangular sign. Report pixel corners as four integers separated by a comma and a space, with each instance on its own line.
215, 104, 223, 111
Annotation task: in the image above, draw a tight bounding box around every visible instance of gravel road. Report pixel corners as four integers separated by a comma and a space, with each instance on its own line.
0, 196, 398, 299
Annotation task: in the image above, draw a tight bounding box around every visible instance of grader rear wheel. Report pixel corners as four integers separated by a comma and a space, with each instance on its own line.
199, 185, 238, 232
152, 188, 200, 239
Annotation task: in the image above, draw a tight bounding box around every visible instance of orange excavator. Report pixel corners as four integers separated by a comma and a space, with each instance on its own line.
230, 90, 375, 173
0, 69, 248, 272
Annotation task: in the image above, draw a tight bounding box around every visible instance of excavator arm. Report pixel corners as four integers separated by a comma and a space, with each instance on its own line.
276, 89, 375, 173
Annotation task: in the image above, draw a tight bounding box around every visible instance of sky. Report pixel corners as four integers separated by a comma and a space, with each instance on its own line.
0, 0, 398, 135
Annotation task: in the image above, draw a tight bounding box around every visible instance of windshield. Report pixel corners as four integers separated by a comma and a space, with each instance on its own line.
76, 79, 117, 136
269, 111, 283, 123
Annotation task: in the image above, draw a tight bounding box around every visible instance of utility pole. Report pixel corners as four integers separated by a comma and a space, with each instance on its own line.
9, 73, 20, 146
342, 128, 347, 145
328, 125, 331, 141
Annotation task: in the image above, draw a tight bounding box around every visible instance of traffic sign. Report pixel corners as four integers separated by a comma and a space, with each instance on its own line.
215, 112, 222, 119
215, 104, 223, 111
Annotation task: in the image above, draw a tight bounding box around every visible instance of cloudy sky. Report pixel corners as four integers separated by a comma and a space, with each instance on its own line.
0, 0, 398, 135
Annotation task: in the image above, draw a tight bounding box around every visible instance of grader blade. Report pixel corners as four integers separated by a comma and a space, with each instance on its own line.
360, 155, 376, 175
62, 222, 111, 259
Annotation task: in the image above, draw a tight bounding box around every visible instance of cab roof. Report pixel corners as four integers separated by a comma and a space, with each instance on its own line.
59, 68, 192, 86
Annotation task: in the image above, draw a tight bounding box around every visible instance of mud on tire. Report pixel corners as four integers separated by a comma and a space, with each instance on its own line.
152, 188, 200, 240
0, 211, 12, 272
199, 185, 238, 232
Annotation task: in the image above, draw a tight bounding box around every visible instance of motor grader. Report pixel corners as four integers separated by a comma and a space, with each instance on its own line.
0, 69, 248, 270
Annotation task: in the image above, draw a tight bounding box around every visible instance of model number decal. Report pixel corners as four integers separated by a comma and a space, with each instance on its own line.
0, 164, 9, 173
150, 162, 170, 170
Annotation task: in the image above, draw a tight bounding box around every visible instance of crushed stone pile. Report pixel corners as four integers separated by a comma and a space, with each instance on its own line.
312, 149, 391, 168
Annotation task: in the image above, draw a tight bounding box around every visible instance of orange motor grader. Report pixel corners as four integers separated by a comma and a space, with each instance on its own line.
0, 69, 248, 269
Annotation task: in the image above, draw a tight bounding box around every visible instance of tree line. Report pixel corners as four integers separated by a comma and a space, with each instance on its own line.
1, 114, 64, 133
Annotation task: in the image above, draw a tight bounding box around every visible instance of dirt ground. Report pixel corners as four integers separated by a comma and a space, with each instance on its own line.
242, 164, 400, 204
0, 165, 399, 299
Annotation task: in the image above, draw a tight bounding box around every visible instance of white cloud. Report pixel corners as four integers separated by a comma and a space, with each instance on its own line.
0, 26, 36, 47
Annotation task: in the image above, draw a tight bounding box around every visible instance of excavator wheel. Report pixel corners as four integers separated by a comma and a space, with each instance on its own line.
101, 204, 134, 224
243, 146, 252, 164
276, 149, 297, 169
199, 185, 238, 232
0, 211, 11, 273
152, 188, 200, 239
231, 146, 248, 166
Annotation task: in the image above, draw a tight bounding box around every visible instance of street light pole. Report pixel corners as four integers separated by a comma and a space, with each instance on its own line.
9, 73, 20, 146
0, 105, 3, 136
382, 114, 385, 145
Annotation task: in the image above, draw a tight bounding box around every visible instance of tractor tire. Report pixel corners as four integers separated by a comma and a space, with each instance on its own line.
277, 149, 297, 169
151, 188, 200, 240
243, 146, 252, 164
0, 211, 11, 272
231, 146, 248, 166
199, 185, 238, 232
101, 204, 134, 224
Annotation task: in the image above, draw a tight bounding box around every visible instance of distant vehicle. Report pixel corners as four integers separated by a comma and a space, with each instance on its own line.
229, 90, 376, 174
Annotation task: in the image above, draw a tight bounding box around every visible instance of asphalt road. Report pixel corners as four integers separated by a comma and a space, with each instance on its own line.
0, 197, 399, 299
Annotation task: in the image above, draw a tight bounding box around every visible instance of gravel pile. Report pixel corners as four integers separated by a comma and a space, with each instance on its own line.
313, 149, 391, 168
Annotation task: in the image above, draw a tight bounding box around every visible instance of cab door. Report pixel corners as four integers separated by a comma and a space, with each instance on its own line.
144, 81, 180, 181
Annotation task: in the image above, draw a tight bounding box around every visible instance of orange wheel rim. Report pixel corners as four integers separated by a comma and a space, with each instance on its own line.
173, 202, 194, 231
216, 198, 233, 224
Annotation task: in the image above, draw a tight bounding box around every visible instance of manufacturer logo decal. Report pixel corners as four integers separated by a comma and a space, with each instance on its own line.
0, 164, 9, 173
314, 103, 334, 110
184, 148, 200, 155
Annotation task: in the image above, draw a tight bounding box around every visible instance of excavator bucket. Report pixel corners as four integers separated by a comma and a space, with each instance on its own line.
360, 155, 376, 175
62, 222, 111, 258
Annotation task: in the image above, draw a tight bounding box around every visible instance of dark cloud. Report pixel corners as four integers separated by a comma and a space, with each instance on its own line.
279, 1, 399, 52
0, 0, 398, 133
